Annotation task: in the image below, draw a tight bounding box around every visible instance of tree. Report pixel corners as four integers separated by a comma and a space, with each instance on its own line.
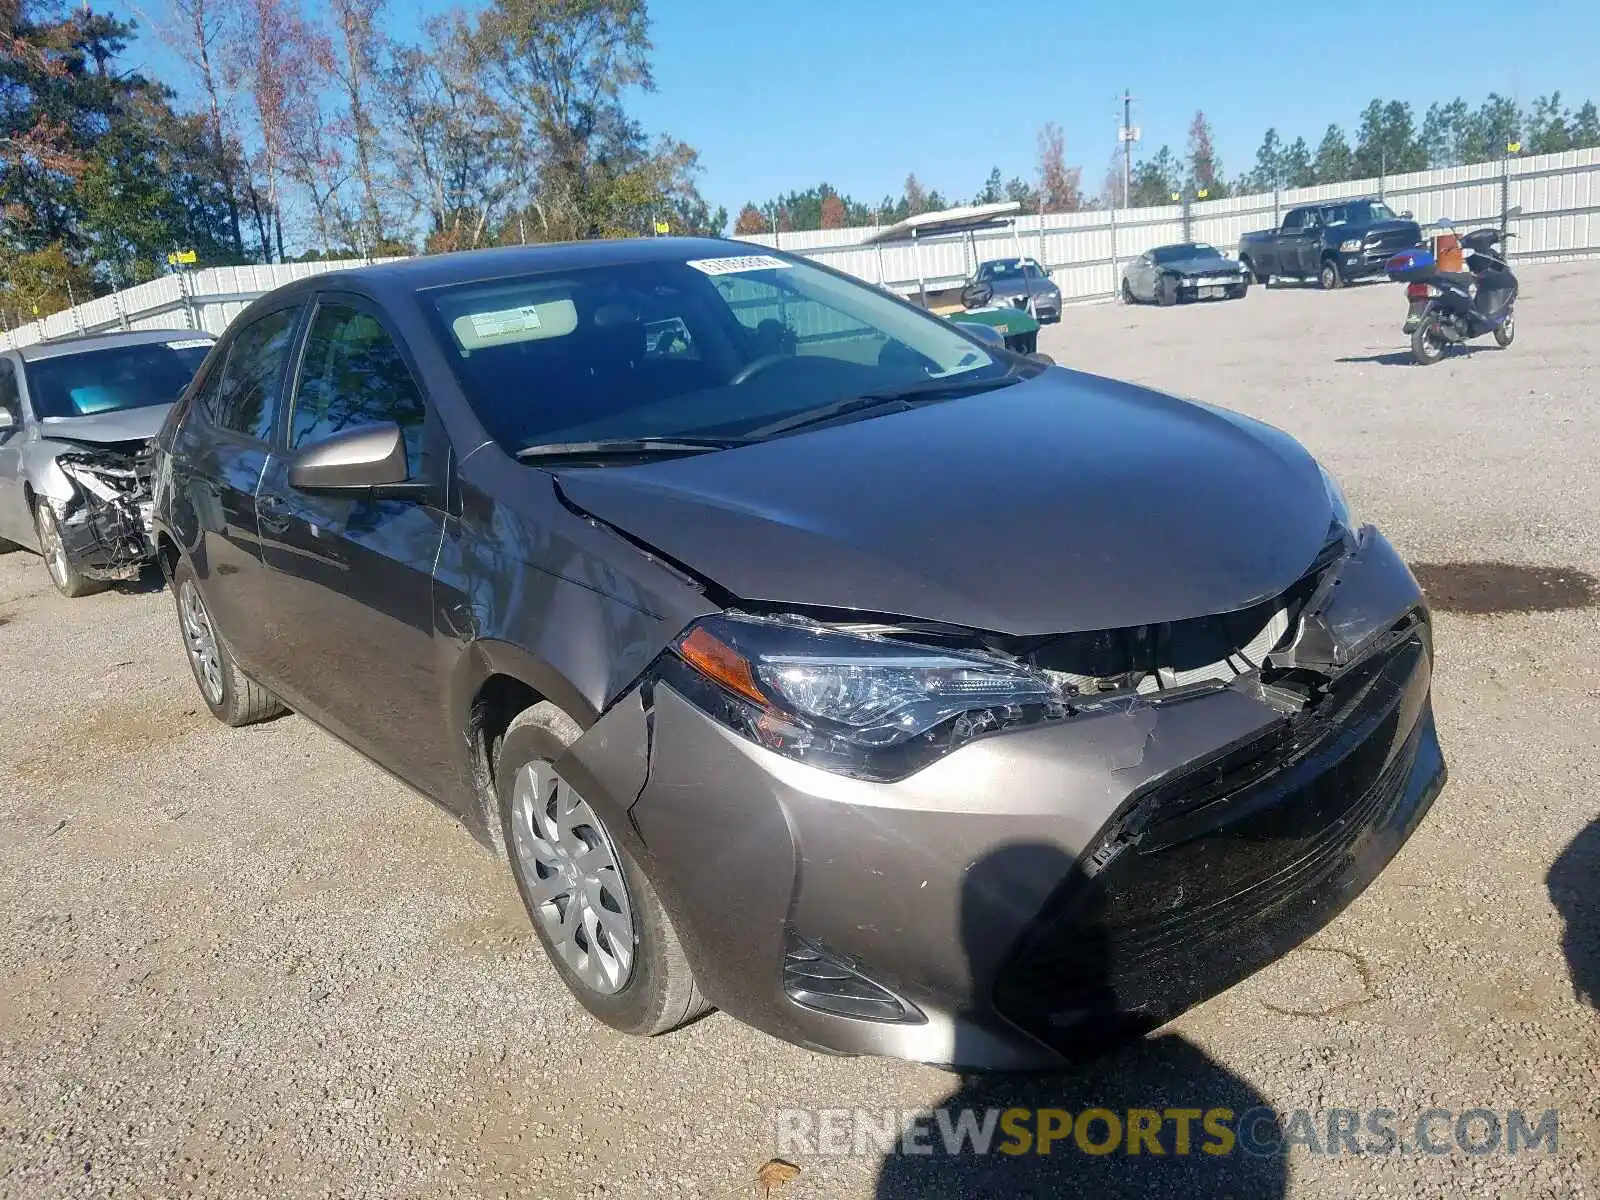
1035, 122, 1082, 212
1002, 175, 1036, 213
975, 167, 1002, 205
1248, 127, 1283, 190
155, 0, 247, 258
327, 0, 391, 250
1459, 93, 1521, 164
1186, 110, 1221, 196
1281, 137, 1314, 188
903, 172, 929, 216
1099, 148, 1125, 208
733, 203, 766, 235
1353, 99, 1426, 178
1526, 93, 1572, 155
1129, 145, 1180, 206
819, 192, 846, 228
0, 242, 95, 327
1572, 101, 1600, 148
1421, 98, 1470, 167
1313, 123, 1353, 184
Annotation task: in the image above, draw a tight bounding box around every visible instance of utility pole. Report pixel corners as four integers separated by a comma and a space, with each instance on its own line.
1118, 90, 1140, 209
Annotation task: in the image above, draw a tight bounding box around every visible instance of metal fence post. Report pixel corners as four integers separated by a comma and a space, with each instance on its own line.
177, 270, 197, 330
1110, 206, 1120, 302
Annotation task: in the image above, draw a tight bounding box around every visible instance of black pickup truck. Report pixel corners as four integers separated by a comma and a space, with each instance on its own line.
1237, 198, 1423, 289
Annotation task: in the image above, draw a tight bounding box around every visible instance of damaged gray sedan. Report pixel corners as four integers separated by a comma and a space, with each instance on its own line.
152, 241, 1446, 1068
0, 330, 213, 596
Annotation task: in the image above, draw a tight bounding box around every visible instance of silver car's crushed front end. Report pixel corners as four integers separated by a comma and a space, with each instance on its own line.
49, 439, 158, 581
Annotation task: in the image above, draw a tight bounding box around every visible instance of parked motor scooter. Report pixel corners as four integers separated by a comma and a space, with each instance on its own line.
1384, 221, 1518, 365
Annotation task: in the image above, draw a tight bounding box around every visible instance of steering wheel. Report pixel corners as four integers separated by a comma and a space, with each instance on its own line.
729, 353, 791, 387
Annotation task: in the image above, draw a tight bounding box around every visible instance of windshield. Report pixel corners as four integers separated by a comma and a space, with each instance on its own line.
1152, 243, 1219, 264
1321, 201, 1397, 226
25, 339, 212, 420
980, 259, 1047, 282
427, 253, 1011, 453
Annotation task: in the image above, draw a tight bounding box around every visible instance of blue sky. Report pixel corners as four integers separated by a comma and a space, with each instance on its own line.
114, 0, 1600, 220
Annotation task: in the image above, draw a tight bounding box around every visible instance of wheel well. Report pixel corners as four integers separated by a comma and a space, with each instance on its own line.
154, 532, 180, 581
469, 673, 543, 852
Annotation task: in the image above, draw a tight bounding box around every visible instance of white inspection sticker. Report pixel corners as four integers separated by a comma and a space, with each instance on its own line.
164, 338, 213, 350
685, 254, 791, 276
468, 305, 544, 338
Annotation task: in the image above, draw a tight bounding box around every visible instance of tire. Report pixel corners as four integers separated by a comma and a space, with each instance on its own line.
1411, 316, 1447, 365
1230, 279, 1250, 300
1121, 279, 1136, 305
1241, 256, 1268, 285
1157, 276, 1178, 307
33, 500, 105, 598
498, 702, 710, 1037
1493, 313, 1516, 347
1319, 258, 1343, 290
169, 555, 286, 726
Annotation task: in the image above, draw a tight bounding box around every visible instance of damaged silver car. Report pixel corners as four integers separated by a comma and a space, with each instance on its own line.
0, 330, 213, 597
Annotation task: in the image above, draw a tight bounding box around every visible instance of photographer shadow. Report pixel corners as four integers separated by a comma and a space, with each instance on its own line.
1548, 817, 1599, 1009
874, 840, 1287, 1199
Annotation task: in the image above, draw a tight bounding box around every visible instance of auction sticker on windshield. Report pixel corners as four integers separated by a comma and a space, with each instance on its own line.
685, 255, 792, 275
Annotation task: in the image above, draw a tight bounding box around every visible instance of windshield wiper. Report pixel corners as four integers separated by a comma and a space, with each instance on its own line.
516, 435, 749, 462
748, 374, 1021, 439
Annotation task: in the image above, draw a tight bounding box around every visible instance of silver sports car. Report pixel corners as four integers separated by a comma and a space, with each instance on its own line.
0, 328, 213, 597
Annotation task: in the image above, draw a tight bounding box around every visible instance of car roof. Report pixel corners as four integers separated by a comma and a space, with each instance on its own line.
272, 237, 768, 302
14, 327, 213, 363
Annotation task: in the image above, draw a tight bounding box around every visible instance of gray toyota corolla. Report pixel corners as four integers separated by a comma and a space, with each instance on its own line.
151, 238, 1445, 1068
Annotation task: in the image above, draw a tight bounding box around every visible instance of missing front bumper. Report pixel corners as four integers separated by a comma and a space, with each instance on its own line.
51, 444, 157, 580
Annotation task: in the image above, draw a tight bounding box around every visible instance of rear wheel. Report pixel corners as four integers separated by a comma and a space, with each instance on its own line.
169, 556, 286, 726
1493, 314, 1516, 347
33, 501, 104, 598
1411, 316, 1448, 365
499, 702, 710, 1037
1319, 258, 1343, 290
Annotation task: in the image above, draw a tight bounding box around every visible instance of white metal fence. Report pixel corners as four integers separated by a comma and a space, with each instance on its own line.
738, 147, 1600, 305
0, 258, 396, 352
4, 147, 1597, 350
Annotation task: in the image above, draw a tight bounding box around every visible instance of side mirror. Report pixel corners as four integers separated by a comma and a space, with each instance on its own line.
968, 284, 994, 308
0, 407, 17, 432
1400, 209, 1414, 220
1026, 351, 1055, 367
1504, 205, 1523, 219
288, 423, 408, 493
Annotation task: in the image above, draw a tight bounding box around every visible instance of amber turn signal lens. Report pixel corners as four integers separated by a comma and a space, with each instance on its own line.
678, 626, 768, 705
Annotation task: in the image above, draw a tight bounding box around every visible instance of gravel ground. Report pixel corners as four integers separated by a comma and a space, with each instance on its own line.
1, 264, 1597, 1199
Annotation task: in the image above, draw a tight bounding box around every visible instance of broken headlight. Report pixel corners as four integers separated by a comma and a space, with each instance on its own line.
662, 615, 1067, 780
1320, 463, 1355, 535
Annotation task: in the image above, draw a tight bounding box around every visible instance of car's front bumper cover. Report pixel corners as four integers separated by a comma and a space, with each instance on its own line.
557, 529, 1445, 1067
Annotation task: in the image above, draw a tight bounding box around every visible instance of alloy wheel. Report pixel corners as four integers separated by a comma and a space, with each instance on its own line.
178, 579, 225, 705
510, 760, 635, 995
36, 506, 69, 590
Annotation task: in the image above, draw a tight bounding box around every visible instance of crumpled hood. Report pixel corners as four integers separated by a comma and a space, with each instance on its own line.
1167, 256, 1245, 277
39, 405, 172, 446
555, 369, 1337, 636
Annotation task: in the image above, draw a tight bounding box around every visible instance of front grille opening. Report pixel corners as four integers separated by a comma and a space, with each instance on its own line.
783, 933, 925, 1024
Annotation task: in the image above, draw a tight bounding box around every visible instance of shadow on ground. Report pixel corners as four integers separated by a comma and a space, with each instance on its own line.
1548, 818, 1599, 1008
1335, 346, 1495, 366
872, 841, 1287, 1199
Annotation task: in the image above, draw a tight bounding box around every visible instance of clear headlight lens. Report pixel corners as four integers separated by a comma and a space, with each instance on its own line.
1339, 238, 1363, 253
666, 616, 1066, 780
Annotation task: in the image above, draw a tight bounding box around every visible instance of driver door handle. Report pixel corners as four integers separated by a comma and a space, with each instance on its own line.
258, 491, 292, 533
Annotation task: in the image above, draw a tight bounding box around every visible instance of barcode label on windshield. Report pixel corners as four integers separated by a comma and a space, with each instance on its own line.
685, 255, 791, 276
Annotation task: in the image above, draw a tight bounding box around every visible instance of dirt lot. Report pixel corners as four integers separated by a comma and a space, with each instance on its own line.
2, 264, 1598, 1199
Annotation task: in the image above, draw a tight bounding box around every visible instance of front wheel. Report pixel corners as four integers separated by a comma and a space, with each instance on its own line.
1319, 259, 1343, 290
1121, 279, 1136, 305
1411, 316, 1448, 365
1493, 314, 1516, 347
1157, 276, 1178, 307
499, 703, 710, 1037
33, 501, 104, 598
